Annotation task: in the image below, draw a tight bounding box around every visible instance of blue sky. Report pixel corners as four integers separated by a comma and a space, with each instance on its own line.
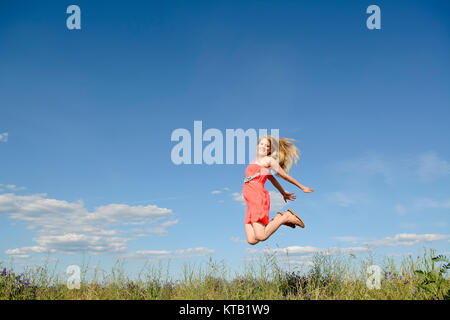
0, 0, 449, 280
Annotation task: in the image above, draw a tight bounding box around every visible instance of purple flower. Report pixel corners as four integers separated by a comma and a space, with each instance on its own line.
1, 268, 6, 276
305, 294, 311, 299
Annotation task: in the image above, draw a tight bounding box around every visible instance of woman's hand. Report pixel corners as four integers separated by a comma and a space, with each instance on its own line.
301, 186, 314, 193
282, 192, 296, 203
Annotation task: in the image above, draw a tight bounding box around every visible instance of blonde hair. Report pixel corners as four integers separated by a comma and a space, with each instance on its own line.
258, 135, 300, 173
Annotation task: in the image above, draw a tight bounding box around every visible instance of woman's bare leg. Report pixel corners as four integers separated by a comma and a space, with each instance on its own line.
245, 212, 286, 245
245, 223, 259, 245
251, 213, 289, 242
245, 211, 300, 244
252, 211, 301, 242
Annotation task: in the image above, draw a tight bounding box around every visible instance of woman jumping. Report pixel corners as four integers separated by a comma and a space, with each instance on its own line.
243, 135, 314, 245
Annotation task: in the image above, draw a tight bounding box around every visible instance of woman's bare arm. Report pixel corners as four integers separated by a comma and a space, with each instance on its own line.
268, 157, 314, 193
267, 175, 286, 195
267, 175, 297, 202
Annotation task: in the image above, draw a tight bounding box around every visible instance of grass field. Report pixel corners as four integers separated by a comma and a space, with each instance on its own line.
1, 247, 448, 300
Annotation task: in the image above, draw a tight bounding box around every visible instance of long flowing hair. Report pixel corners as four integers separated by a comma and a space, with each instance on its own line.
258, 135, 300, 174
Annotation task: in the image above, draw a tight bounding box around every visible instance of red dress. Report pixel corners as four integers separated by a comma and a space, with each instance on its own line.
242, 163, 271, 225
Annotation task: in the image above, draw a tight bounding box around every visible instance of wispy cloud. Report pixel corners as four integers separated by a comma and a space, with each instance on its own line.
230, 236, 246, 243
130, 219, 179, 237
335, 151, 394, 184
232, 192, 244, 204
413, 197, 450, 210
334, 151, 450, 185
212, 187, 231, 195
161, 219, 179, 227
364, 233, 449, 247
2, 184, 27, 192
327, 191, 369, 208
333, 236, 362, 244
416, 151, 450, 182
0, 132, 8, 143
123, 247, 215, 262
394, 204, 407, 215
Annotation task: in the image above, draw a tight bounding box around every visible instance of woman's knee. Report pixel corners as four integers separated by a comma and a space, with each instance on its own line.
254, 235, 267, 242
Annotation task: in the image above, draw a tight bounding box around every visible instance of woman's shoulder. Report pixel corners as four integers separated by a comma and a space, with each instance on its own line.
255, 156, 274, 167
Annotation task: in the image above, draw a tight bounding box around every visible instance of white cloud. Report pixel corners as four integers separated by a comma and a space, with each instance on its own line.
329, 192, 355, 207
5, 246, 53, 259
416, 152, 450, 182
89, 203, 171, 225
395, 204, 407, 215
141, 227, 168, 236
335, 151, 450, 187
0, 132, 8, 142
364, 233, 450, 247
161, 219, 179, 227
232, 192, 245, 204
413, 198, 450, 209
4, 184, 26, 192
335, 151, 393, 184
0, 191, 175, 258
433, 221, 448, 228
125, 247, 215, 261
211, 190, 222, 195
333, 236, 361, 244
230, 236, 246, 243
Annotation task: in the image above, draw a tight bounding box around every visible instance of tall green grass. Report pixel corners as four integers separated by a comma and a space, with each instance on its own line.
1, 248, 448, 300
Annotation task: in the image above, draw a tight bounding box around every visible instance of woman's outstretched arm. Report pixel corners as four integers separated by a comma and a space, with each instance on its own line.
268, 157, 314, 193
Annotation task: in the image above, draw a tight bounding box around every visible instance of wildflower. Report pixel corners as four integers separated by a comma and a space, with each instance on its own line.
1, 268, 6, 276
305, 294, 311, 299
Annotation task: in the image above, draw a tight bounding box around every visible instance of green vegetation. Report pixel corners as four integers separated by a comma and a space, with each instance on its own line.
1, 248, 448, 300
